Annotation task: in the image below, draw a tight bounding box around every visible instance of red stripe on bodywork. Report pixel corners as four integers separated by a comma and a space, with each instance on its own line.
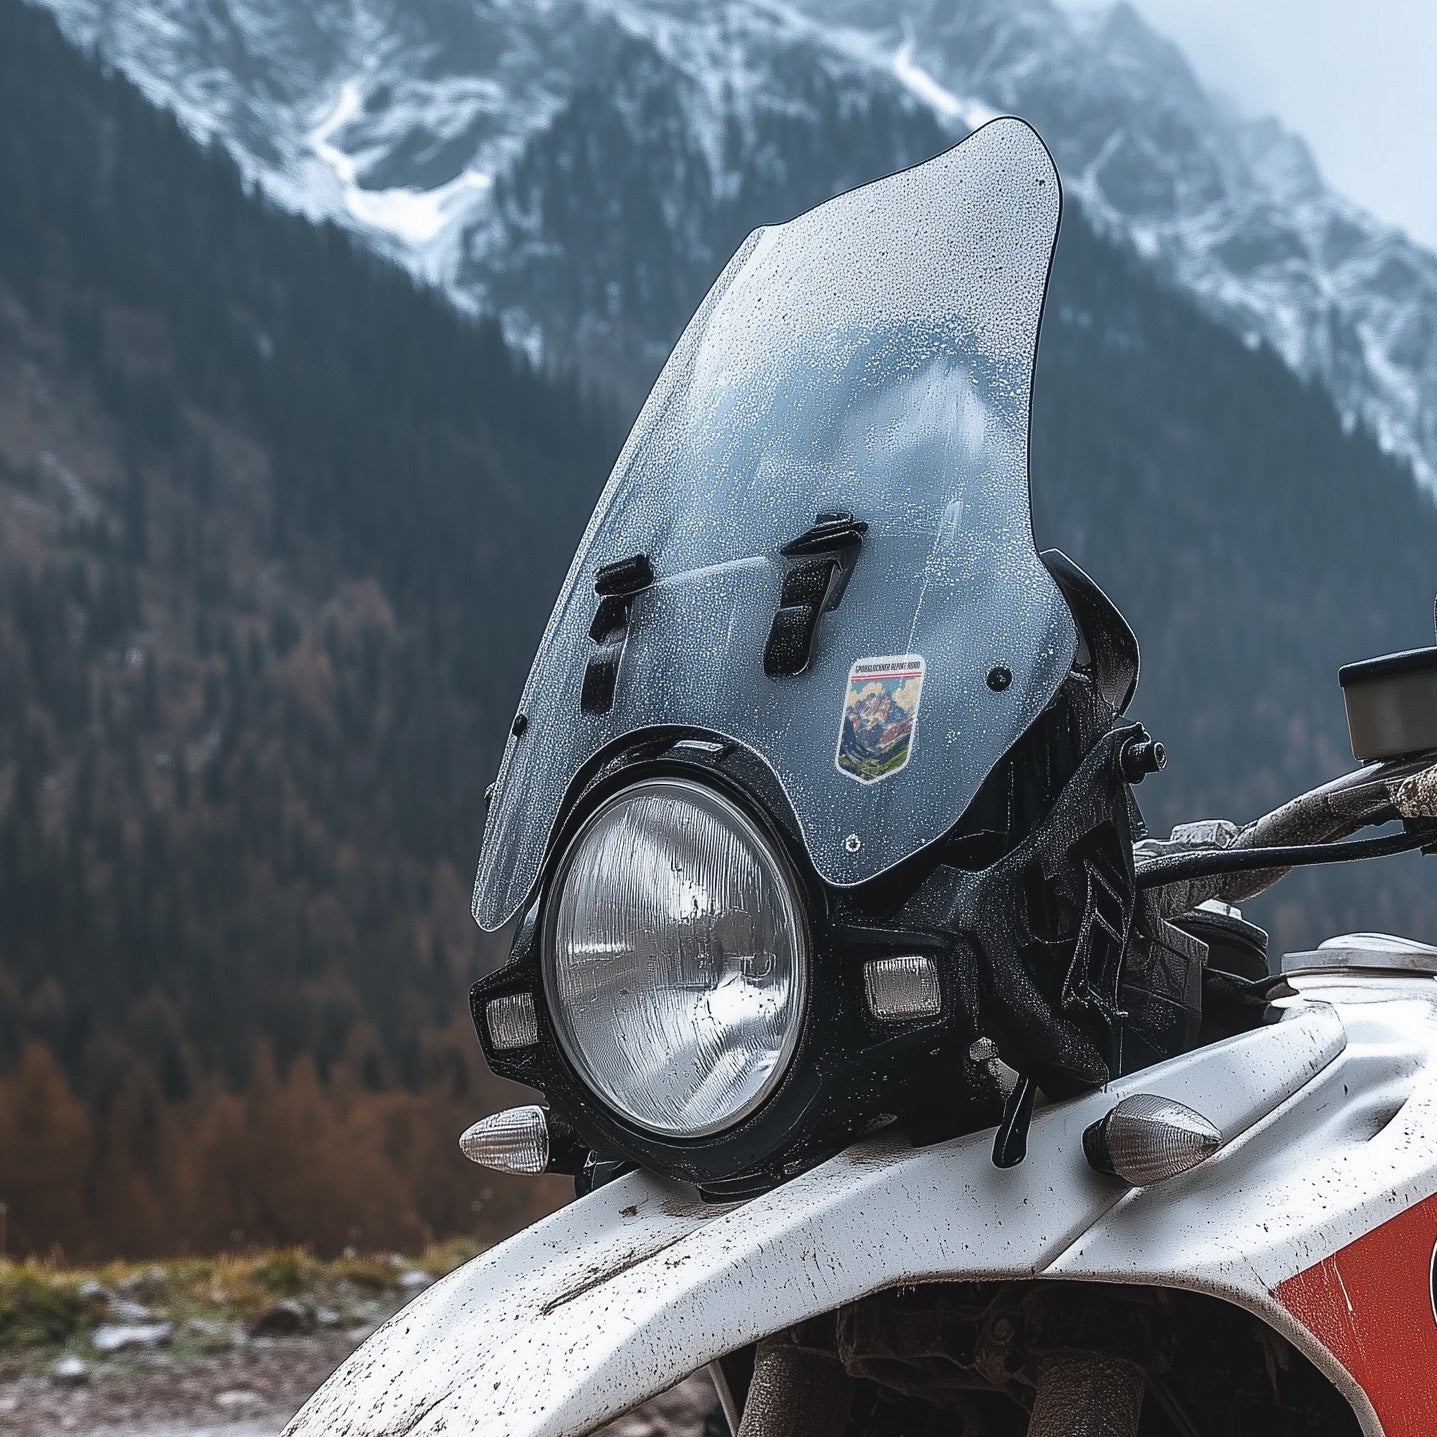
1274, 1190, 1437, 1435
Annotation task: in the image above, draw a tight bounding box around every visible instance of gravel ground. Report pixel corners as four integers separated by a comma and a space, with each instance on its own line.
0, 1333, 719, 1437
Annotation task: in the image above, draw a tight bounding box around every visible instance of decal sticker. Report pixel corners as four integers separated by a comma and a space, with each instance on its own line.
1275, 1190, 1437, 1437
836, 655, 925, 785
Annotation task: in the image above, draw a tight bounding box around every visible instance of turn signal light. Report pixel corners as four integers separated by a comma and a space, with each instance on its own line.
459, 1105, 550, 1174
1083, 1093, 1221, 1186
863, 956, 942, 1020
486, 992, 539, 1051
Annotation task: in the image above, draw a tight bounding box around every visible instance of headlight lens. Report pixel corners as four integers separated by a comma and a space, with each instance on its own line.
544, 777, 809, 1138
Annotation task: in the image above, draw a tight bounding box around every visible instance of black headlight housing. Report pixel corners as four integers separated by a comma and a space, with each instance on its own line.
473, 731, 964, 1198
471, 554, 1204, 1197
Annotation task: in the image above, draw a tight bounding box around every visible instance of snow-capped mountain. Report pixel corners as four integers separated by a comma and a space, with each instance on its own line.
35, 0, 1437, 490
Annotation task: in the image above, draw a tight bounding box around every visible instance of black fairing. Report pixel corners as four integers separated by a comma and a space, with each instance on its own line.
905, 714, 1200, 1101
471, 578, 1201, 1193
1040, 549, 1140, 715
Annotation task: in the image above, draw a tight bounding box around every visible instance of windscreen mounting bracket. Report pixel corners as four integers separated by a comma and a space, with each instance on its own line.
581, 553, 654, 715
764, 512, 867, 678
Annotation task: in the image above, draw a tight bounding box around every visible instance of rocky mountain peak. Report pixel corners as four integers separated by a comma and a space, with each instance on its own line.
31, 0, 1437, 491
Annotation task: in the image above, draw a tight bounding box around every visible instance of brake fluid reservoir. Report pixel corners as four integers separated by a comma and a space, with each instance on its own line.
1340, 647, 1437, 761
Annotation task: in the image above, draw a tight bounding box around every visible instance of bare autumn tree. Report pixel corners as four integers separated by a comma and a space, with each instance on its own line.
0, 1043, 94, 1258
0, 1029, 566, 1259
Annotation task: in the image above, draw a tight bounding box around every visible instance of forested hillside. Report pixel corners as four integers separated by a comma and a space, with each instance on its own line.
1034, 214, 1437, 947
0, 0, 1433, 1262
475, 35, 952, 394
0, 0, 597, 1258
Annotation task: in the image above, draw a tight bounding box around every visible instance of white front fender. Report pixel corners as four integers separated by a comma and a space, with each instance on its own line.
286, 989, 1437, 1437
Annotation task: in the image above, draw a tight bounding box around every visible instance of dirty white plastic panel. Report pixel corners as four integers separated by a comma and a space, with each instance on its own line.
284, 998, 1392, 1437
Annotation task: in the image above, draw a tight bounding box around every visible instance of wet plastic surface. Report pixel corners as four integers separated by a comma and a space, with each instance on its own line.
474, 118, 1077, 930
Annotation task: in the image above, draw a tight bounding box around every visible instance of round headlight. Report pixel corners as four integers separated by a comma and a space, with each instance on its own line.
543, 777, 809, 1139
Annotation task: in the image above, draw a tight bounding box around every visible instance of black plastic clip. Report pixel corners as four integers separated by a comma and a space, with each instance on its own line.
764, 512, 867, 678
992, 1073, 1037, 1169
779, 511, 870, 558
582, 553, 653, 715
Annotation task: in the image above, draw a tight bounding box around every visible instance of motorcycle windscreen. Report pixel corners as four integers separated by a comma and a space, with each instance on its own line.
473, 117, 1077, 932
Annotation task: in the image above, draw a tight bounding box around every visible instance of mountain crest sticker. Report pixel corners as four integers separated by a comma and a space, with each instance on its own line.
836, 655, 925, 784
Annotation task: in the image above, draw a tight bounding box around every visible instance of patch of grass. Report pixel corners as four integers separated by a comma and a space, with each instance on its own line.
418, 1236, 485, 1278
0, 1240, 490, 1358
251, 1248, 321, 1297
332, 1250, 401, 1294
0, 1264, 85, 1352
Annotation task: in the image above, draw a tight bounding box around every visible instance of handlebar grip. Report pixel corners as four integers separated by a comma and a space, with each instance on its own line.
1392, 764, 1437, 820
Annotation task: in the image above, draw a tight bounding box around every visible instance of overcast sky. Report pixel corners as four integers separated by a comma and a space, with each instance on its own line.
1071, 0, 1437, 250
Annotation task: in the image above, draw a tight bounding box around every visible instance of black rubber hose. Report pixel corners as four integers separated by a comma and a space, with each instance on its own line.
1135, 823, 1437, 890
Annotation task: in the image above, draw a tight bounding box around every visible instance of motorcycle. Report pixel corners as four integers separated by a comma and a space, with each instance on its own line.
287, 118, 1437, 1437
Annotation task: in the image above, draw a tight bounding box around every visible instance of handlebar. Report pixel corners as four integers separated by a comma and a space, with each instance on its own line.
1138, 754, 1437, 916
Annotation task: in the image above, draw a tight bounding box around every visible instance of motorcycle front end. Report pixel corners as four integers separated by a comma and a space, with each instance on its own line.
287, 118, 1437, 1437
